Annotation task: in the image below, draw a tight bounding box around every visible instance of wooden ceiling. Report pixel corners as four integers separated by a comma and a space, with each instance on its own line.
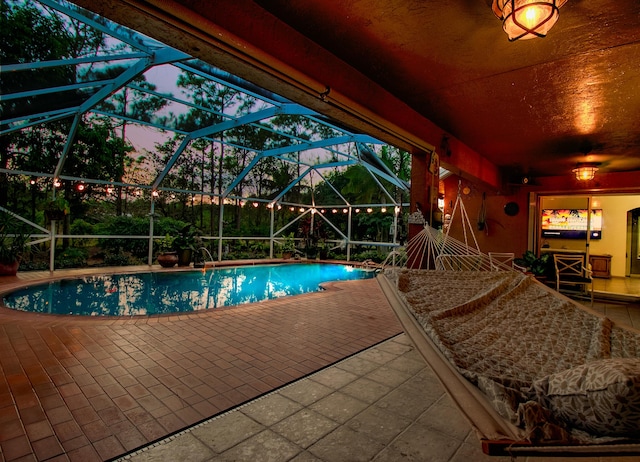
75, 0, 640, 186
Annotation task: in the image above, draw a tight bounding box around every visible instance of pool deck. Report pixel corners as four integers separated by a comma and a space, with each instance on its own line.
1, 264, 639, 461
0, 263, 401, 461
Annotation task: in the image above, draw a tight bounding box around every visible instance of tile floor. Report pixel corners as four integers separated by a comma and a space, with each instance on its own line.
117, 332, 640, 462
1, 268, 638, 461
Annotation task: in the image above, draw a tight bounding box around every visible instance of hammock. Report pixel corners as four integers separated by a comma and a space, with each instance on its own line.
377, 222, 640, 456
379, 184, 640, 455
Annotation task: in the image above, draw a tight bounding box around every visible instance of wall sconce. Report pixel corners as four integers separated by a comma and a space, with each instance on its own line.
492, 0, 567, 41
572, 163, 599, 181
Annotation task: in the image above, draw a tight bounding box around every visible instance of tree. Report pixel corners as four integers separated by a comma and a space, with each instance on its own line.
0, 0, 98, 208
92, 66, 169, 215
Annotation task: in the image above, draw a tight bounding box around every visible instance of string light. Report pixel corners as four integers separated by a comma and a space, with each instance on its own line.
381, 207, 387, 213
367, 208, 373, 213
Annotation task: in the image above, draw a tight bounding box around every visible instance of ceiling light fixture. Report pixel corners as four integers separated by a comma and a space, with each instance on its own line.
492, 0, 567, 41
572, 163, 598, 181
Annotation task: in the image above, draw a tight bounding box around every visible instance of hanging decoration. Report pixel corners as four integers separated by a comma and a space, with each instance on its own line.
477, 192, 487, 232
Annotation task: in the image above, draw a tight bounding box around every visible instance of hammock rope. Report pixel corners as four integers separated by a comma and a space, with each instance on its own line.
396, 180, 491, 271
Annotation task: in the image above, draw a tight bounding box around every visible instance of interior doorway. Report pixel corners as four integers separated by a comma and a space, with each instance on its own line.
629, 207, 640, 276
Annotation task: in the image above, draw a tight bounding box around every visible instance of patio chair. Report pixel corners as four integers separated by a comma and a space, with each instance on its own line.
553, 254, 593, 306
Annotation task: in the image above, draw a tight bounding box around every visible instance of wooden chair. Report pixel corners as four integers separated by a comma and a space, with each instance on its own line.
488, 252, 515, 271
553, 254, 593, 306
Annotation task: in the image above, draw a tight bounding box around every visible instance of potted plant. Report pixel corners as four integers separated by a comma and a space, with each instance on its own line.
44, 196, 70, 222
173, 224, 199, 266
156, 234, 178, 268
515, 250, 551, 280
0, 217, 30, 276
280, 233, 296, 259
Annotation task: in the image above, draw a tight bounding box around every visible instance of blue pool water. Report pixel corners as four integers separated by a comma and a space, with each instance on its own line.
1, 263, 375, 316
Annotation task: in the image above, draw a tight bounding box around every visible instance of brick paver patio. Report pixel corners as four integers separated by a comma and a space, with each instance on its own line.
0, 272, 401, 461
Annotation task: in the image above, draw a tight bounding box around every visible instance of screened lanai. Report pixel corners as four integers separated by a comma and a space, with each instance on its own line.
0, 0, 438, 271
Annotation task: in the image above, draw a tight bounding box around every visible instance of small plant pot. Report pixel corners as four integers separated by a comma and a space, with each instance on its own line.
282, 251, 292, 260
177, 249, 193, 267
157, 252, 178, 268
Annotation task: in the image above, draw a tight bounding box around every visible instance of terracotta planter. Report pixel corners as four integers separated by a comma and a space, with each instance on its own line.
157, 252, 178, 268
0, 260, 20, 276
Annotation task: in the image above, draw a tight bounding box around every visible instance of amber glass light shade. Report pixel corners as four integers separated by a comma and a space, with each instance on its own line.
572, 164, 598, 181
492, 0, 567, 41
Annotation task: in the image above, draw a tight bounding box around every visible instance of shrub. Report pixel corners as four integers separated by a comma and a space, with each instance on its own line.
70, 219, 95, 236
104, 253, 135, 266
55, 247, 88, 268
95, 216, 150, 258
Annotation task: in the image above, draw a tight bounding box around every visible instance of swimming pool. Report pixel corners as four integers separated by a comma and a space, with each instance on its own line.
1, 263, 375, 316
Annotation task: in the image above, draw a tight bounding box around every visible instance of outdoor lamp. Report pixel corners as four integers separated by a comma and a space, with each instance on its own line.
492, 0, 567, 41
